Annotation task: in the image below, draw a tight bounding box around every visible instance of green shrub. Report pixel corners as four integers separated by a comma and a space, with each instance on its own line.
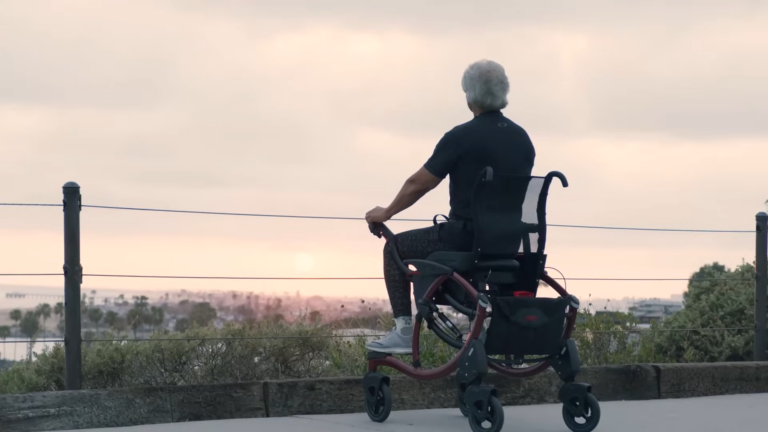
571, 310, 668, 366
649, 263, 761, 362
6, 263, 758, 396
0, 311, 674, 395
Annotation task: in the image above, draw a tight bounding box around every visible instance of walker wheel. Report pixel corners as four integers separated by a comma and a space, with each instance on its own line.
457, 379, 481, 417
562, 393, 601, 432
364, 381, 392, 423
457, 386, 470, 417
467, 395, 505, 432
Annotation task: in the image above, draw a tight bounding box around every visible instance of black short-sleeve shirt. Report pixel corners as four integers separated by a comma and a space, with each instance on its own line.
424, 110, 535, 222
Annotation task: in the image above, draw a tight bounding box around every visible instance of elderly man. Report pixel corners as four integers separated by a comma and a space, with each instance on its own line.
364, 59, 536, 354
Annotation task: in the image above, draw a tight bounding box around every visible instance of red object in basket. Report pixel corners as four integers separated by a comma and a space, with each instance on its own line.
513, 291, 534, 298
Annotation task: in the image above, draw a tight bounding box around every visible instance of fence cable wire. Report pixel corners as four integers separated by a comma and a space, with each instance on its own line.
0, 202, 753, 233
0, 203, 61, 207
0, 272, 754, 282
0, 327, 757, 345
80, 204, 757, 233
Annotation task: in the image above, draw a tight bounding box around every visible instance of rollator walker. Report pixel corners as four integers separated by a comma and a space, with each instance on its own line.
363, 168, 600, 432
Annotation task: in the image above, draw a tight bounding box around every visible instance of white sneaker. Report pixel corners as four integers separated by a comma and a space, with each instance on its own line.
366, 327, 414, 354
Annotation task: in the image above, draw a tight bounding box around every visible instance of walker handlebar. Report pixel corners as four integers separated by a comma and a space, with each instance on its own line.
368, 222, 412, 276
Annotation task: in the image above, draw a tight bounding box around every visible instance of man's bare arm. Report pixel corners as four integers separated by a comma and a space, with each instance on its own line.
383, 167, 442, 219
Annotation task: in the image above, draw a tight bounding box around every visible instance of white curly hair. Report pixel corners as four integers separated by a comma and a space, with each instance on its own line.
461, 59, 510, 112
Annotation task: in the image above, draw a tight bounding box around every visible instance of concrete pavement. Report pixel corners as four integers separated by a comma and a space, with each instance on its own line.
61, 393, 767, 432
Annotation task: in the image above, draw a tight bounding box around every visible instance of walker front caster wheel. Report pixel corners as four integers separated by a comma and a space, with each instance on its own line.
457, 379, 483, 418
467, 395, 504, 432
363, 374, 392, 423
457, 386, 470, 417
562, 392, 601, 432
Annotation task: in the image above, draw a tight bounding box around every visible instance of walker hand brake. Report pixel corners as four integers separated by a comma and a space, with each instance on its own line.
368, 222, 383, 238
368, 222, 394, 241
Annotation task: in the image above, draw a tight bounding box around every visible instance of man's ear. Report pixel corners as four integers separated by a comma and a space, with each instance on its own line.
467, 102, 480, 116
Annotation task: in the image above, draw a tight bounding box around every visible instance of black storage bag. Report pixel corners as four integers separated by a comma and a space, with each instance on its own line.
484, 296, 569, 357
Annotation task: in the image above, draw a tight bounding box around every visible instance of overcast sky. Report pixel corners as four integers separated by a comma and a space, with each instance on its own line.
1, 0, 766, 303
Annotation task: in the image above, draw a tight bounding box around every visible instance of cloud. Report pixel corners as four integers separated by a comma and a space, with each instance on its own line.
2, 0, 767, 141
173, 0, 764, 35
0, 1, 765, 300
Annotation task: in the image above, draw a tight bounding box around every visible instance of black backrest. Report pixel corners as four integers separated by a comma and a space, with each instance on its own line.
469, 166, 567, 266
470, 168, 533, 257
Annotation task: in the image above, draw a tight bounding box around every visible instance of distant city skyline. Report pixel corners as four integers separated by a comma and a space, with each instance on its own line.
0, 282, 685, 314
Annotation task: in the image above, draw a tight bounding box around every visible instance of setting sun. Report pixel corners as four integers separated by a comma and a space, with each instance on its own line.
294, 253, 315, 273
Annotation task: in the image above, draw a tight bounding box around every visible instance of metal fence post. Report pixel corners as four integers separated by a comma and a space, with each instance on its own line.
63, 182, 82, 389
756, 212, 768, 362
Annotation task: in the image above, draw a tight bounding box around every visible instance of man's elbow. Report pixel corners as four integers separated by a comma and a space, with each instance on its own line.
403, 167, 441, 194
406, 177, 439, 195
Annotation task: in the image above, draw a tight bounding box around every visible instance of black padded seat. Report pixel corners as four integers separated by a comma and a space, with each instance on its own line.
475, 259, 519, 272
426, 251, 521, 273
425, 251, 475, 272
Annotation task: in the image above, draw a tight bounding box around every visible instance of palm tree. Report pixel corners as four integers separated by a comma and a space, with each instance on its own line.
54, 302, 64, 336
88, 308, 104, 337
19, 312, 40, 338
133, 295, 149, 310
35, 303, 52, 338
127, 308, 145, 338
9, 309, 21, 332
0, 325, 11, 361
19, 311, 40, 360
54, 302, 64, 323
149, 306, 165, 333
9, 309, 21, 360
104, 311, 119, 333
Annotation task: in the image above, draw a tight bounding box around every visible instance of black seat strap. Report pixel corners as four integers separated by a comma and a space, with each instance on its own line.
432, 214, 450, 226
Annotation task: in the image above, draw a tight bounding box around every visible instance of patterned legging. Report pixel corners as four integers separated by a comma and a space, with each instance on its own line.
384, 225, 467, 317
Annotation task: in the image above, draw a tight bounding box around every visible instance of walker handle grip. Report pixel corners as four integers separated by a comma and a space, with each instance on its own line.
367, 222, 411, 277
368, 222, 395, 241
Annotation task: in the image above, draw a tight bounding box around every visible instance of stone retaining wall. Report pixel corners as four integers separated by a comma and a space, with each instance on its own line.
2, 362, 767, 432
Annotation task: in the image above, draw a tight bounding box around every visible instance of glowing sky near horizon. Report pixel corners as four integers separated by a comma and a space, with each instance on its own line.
1, 0, 766, 304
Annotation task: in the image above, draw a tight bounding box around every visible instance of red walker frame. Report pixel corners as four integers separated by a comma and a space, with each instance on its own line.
367, 268, 577, 380
363, 170, 600, 432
